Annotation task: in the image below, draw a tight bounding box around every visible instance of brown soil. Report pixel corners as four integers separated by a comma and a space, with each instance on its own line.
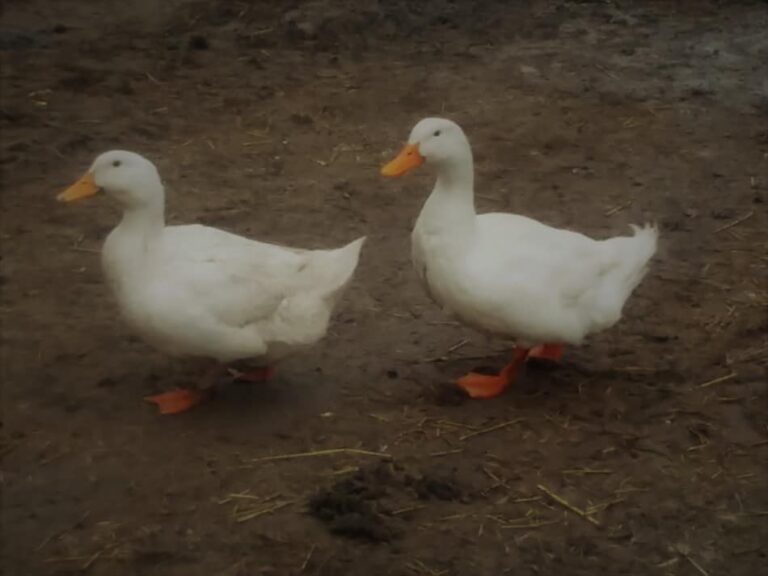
2, 1, 767, 575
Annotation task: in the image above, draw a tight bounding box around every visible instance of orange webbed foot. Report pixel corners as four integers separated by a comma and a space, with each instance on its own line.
528, 343, 564, 363
456, 372, 512, 399
456, 348, 530, 399
144, 389, 208, 415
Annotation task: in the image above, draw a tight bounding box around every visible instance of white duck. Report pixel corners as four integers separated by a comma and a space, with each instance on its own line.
381, 118, 657, 399
58, 150, 365, 414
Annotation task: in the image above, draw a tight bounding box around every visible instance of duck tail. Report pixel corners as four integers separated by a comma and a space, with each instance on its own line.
308, 236, 366, 302
622, 223, 658, 293
591, 223, 658, 331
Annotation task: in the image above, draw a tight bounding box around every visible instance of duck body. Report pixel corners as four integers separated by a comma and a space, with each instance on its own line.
59, 150, 364, 413
413, 202, 657, 346
103, 219, 364, 364
383, 118, 657, 398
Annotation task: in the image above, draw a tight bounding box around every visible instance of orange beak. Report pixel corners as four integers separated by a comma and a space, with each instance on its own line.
381, 143, 424, 177
57, 171, 99, 202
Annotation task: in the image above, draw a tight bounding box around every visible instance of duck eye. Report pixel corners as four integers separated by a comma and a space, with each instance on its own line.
433, 130, 441, 137
112, 160, 121, 167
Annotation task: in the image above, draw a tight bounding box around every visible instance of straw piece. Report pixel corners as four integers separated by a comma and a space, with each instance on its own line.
235, 500, 293, 523
248, 448, 391, 464
699, 371, 736, 388
460, 419, 524, 441
715, 211, 753, 233
537, 484, 601, 526
300, 545, 315, 572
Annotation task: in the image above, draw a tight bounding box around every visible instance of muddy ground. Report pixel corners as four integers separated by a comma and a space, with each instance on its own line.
2, 1, 767, 575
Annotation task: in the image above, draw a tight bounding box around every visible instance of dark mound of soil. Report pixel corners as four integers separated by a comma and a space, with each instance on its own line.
308, 462, 463, 542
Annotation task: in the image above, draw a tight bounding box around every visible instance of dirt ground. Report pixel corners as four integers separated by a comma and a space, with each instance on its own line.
2, 1, 767, 574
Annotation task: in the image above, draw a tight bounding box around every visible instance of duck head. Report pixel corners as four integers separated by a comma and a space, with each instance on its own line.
381, 118, 471, 177
57, 150, 163, 209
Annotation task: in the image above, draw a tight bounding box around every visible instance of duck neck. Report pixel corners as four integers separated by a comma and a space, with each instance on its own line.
104, 194, 165, 280
119, 195, 165, 243
421, 148, 476, 236
435, 154, 475, 207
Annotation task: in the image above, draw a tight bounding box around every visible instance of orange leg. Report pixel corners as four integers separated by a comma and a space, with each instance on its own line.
229, 365, 275, 383
456, 348, 531, 399
528, 343, 564, 363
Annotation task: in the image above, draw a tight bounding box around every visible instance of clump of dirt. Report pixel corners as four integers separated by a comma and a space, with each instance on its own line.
308, 463, 397, 542
411, 473, 462, 501
308, 462, 463, 542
